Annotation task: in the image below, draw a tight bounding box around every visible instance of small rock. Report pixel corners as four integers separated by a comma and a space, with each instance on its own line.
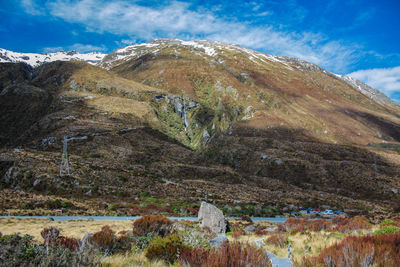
392, 188, 398, 194
33, 179, 41, 187
244, 225, 256, 233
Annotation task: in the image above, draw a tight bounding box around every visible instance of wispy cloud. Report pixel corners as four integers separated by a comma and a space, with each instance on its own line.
349, 66, 400, 98
22, 0, 361, 73
43, 43, 107, 53
20, 0, 45, 15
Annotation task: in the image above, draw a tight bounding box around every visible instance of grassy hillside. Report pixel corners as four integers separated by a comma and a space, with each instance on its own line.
1, 40, 400, 219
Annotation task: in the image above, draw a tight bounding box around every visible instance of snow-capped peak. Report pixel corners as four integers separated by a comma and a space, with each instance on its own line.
99, 38, 298, 70
0, 48, 106, 67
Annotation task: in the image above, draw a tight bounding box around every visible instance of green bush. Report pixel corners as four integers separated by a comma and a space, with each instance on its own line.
374, 225, 400, 235
145, 233, 188, 264
132, 233, 154, 251
0, 234, 40, 266
380, 219, 397, 226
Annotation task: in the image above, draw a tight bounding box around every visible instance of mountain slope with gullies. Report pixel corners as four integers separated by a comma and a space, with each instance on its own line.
0, 39, 399, 219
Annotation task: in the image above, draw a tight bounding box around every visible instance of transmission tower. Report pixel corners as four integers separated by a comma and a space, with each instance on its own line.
60, 136, 70, 176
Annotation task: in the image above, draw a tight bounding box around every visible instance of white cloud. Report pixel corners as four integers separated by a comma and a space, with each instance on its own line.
23, 0, 360, 73
348, 66, 400, 96
43, 46, 64, 53
20, 0, 44, 15
43, 43, 107, 53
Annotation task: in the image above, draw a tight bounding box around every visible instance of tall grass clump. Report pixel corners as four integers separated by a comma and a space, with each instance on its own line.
265, 233, 288, 248
297, 233, 400, 267
181, 241, 272, 267
333, 216, 371, 232
285, 218, 332, 234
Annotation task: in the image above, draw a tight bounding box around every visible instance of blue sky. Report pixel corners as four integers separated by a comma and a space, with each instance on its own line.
1, 0, 400, 102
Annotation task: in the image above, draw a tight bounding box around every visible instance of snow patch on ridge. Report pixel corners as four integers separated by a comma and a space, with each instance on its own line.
0, 48, 106, 67
335, 74, 398, 108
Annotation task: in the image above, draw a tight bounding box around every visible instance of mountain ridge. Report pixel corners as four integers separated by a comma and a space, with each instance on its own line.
0, 39, 400, 219
0, 48, 106, 67
1, 39, 397, 109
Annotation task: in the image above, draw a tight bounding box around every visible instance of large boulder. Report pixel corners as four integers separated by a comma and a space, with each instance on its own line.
198, 201, 226, 234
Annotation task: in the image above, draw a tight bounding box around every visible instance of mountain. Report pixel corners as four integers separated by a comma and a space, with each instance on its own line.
0, 48, 106, 67
1, 39, 399, 219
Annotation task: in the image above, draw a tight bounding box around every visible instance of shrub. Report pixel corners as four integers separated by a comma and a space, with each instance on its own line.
88, 225, 117, 253
133, 215, 173, 237
307, 219, 332, 232
56, 236, 81, 252
181, 241, 272, 267
265, 233, 288, 248
41, 227, 60, 246
145, 233, 187, 264
116, 234, 132, 252
374, 225, 400, 235
285, 217, 304, 230
333, 216, 371, 232
0, 234, 40, 266
285, 218, 332, 233
380, 219, 398, 226
132, 233, 154, 251
1, 233, 99, 267
299, 234, 400, 267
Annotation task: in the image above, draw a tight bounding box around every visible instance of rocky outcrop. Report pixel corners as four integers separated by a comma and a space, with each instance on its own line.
198, 201, 226, 234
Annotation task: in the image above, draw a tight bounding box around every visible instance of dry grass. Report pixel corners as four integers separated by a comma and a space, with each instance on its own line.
101, 252, 167, 267
0, 218, 132, 241
263, 227, 378, 262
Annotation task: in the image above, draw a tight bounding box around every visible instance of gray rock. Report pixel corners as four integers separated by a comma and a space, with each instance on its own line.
244, 224, 256, 233
198, 201, 226, 234
33, 179, 41, 187
209, 234, 228, 247
240, 73, 249, 80
392, 188, 398, 194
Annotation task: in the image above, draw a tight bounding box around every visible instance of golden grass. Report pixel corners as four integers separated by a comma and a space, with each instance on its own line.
0, 218, 132, 241
227, 226, 379, 262
101, 252, 168, 267
86, 95, 154, 118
